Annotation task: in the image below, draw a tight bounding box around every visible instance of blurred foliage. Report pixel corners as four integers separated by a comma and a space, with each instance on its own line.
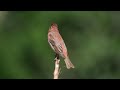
0, 11, 120, 79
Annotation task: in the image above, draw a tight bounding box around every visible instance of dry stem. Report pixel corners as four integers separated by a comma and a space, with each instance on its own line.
53, 57, 60, 79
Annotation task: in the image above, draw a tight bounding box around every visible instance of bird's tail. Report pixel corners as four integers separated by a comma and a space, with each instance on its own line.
64, 57, 75, 69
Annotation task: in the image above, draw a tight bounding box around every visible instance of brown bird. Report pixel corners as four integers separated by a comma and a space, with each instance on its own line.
48, 23, 75, 69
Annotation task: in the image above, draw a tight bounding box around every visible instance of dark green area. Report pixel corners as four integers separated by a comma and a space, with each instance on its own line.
0, 11, 120, 79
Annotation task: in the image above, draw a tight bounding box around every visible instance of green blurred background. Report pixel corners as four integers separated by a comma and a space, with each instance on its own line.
0, 11, 120, 79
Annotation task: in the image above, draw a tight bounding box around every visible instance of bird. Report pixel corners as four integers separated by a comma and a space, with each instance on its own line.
48, 23, 75, 69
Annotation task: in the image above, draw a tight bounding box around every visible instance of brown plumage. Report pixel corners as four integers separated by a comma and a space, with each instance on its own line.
48, 23, 75, 69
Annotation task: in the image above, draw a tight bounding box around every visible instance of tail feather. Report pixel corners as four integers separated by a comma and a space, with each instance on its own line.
64, 57, 75, 69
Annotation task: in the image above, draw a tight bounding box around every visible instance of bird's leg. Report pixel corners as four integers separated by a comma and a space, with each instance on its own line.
54, 53, 60, 61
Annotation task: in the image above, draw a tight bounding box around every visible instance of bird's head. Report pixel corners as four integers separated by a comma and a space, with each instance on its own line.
51, 23, 58, 29
49, 23, 59, 32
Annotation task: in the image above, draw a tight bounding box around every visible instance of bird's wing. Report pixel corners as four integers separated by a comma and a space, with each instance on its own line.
48, 33, 63, 54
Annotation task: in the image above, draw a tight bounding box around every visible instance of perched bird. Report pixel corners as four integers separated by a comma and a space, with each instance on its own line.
48, 23, 75, 69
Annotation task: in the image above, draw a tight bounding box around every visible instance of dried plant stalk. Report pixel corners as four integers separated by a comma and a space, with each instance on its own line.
53, 57, 60, 79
